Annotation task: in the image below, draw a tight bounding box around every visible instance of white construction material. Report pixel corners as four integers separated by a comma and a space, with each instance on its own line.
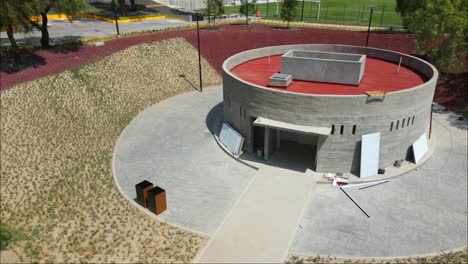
412, 133, 428, 163
219, 123, 244, 156
360, 132, 381, 178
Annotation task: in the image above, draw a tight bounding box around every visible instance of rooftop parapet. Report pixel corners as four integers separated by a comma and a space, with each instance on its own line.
280, 50, 366, 85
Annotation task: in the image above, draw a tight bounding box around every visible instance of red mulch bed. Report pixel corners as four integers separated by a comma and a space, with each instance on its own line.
1, 24, 465, 112
0, 25, 415, 91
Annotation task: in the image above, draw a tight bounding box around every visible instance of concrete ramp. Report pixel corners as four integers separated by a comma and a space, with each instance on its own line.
197, 166, 316, 263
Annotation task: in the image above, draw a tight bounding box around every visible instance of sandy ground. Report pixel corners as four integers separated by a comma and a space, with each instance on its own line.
0, 38, 221, 263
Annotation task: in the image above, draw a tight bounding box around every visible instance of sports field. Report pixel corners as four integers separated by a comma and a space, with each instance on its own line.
224, 0, 402, 27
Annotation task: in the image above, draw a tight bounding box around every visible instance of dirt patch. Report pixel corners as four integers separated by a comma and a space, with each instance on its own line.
0, 38, 221, 263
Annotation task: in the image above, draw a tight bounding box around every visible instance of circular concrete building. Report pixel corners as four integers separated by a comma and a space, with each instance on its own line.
222, 44, 438, 177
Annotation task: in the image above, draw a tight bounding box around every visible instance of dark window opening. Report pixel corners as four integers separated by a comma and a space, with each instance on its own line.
390, 122, 394, 131
331, 125, 335, 135
396, 120, 399, 130
407, 117, 410, 126
402, 118, 405, 128
412, 115, 415, 125
340, 125, 344, 135
352, 125, 356, 135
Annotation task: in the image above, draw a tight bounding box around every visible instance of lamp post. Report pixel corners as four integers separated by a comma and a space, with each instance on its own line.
111, 0, 120, 35
365, 6, 375, 47
300, 0, 305, 22
316, 0, 321, 21
196, 12, 202, 92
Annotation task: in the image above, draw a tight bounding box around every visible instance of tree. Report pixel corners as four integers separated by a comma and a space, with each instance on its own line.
204, 0, 224, 27
281, 0, 298, 29
239, 0, 256, 25
28, 0, 87, 49
396, 0, 467, 72
0, 0, 37, 50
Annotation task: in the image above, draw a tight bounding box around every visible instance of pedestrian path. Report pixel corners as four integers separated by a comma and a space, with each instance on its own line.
197, 165, 317, 263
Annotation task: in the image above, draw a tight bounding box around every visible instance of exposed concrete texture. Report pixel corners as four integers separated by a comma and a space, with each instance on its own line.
222, 44, 437, 174
281, 50, 365, 85
289, 112, 468, 258
198, 165, 317, 263
113, 87, 256, 235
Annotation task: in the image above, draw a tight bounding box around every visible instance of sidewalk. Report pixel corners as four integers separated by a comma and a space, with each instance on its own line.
197, 165, 317, 263
0, 17, 189, 48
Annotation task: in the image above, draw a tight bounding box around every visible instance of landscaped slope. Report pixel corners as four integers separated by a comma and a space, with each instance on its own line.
0, 38, 221, 263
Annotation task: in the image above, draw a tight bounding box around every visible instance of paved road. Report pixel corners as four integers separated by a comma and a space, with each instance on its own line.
0, 17, 188, 47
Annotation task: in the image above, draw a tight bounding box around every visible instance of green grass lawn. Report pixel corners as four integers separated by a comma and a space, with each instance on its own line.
223, 0, 402, 27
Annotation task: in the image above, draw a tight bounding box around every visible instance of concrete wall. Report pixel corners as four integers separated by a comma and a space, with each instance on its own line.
281, 50, 365, 85
222, 44, 438, 174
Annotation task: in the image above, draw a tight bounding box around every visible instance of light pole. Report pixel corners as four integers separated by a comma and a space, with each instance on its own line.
365, 6, 375, 47
300, 0, 305, 22
316, 0, 321, 21
196, 13, 202, 92
111, 0, 120, 35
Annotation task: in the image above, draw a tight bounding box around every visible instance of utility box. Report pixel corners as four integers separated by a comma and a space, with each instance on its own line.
135, 180, 154, 208
147, 186, 167, 215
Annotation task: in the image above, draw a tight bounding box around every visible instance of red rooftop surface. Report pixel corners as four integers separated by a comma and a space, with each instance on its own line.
230, 55, 425, 95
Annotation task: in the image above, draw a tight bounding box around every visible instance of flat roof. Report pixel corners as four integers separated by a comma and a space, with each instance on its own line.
230, 55, 425, 95
253, 117, 331, 136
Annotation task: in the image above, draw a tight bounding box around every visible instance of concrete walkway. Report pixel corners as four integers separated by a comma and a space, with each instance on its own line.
197, 165, 316, 263
113, 87, 255, 235
113, 85, 467, 260
290, 110, 468, 258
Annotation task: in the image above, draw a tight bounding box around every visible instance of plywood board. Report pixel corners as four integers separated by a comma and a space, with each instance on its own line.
360, 132, 380, 178
412, 133, 428, 163
219, 123, 244, 156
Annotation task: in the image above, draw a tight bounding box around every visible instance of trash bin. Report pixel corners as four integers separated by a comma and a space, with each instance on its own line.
257, 148, 263, 158
135, 180, 154, 208
147, 186, 167, 215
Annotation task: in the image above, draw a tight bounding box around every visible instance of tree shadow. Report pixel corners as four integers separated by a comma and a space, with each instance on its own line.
0, 52, 46, 74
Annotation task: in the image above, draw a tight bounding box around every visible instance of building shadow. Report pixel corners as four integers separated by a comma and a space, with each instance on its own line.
205, 102, 224, 136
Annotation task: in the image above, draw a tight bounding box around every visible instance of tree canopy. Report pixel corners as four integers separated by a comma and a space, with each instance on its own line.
281, 0, 298, 28
0, 0, 39, 49
239, 0, 256, 25
204, 0, 224, 26
396, 0, 467, 72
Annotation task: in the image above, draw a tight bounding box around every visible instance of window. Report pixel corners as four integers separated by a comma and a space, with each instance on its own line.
402, 118, 405, 128
340, 125, 344, 135
390, 122, 393, 131
412, 115, 415, 125
396, 120, 399, 130
407, 117, 410, 126
352, 125, 356, 135
331, 125, 335, 135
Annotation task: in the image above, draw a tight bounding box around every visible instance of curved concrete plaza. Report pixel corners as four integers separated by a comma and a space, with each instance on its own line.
113, 86, 467, 262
